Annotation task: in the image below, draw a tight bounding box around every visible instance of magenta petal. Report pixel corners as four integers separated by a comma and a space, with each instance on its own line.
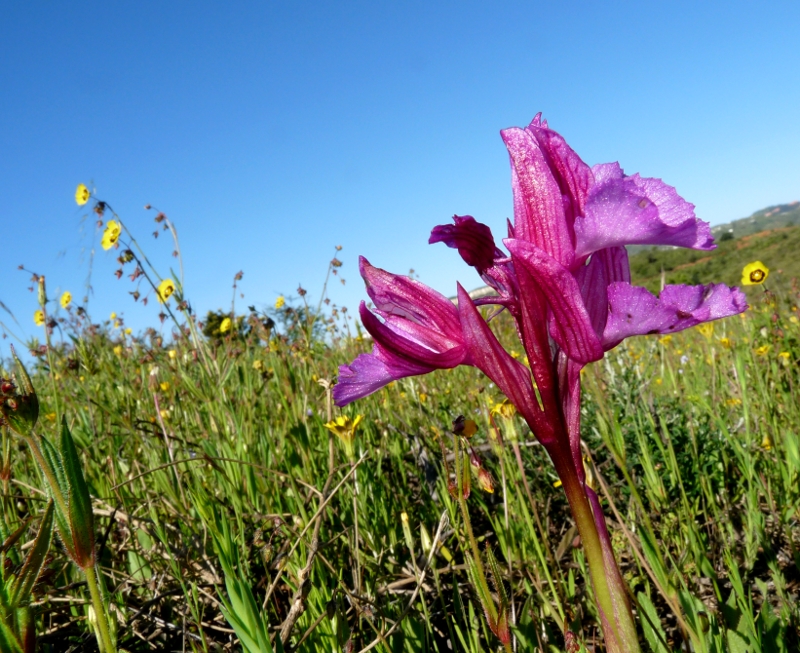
504, 239, 603, 365
573, 246, 631, 338
526, 115, 592, 225
575, 163, 714, 258
602, 282, 748, 348
334, 354, 397, 406
360, 303, 468, 369
501, 126, 575, 267
360, 257, 462, 336
429, 215, 502, 274
456, 285, 555, 442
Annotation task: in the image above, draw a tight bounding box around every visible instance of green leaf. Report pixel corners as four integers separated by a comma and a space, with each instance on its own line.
636, 592, 670, 653
10, 501, 53, 608
60, 418, 95, 568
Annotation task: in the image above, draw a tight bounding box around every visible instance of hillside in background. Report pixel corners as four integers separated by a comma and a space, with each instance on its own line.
711, 201, 800, 238
628, 225, 800, 296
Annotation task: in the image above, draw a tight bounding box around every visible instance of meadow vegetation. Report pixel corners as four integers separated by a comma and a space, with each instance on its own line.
1, 200, 800, 652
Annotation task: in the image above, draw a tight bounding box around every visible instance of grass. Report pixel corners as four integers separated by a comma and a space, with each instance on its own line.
2, 210, 800, 651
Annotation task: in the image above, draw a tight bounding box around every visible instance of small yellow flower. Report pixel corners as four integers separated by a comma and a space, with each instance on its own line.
726, 398, 742, 406
552, 479, 563, 488
755, 345, 771, 356
168, 349, 177, 359
160, 381, 170, 392
219, 317, 232, 334
658, 335, 673, 346
790, 316, 799, 325
253, 360, 263, 370
778, 351, 790, 364
491, 398, 517, 420
761, 435, 772, 451
324, 415, 363, 458
33, 309, 46, 326
419, 392, 427, 403
695, 322, 714, 339
510, 350, 520, 359
125, 327, 132, 335
60, 291, 72, 309
275, 295, 285, 309
75, 183, 90, 206
719, 337, 732, 349
110, 312, 117, 320
113, 345, 123, 356
159, 409, 169, 420
655, 377, 663, 385
156, 278, 176, 303
741, 261, 769, 286
101, 220, 121, 250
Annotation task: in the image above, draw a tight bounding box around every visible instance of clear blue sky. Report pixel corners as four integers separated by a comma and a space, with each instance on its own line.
2, 1, 798, 346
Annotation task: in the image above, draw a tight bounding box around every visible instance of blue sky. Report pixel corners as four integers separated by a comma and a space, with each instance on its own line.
1, 1, 798, 346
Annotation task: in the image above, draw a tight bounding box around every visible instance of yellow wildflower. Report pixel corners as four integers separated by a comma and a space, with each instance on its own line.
46, 412, 57, 422
33, 310, 45, 326
75, 183, 90, 206
419, 392, 427, 403
156, 278, 176, 303
658, 335, 673, 346
159, 409, 169, 420
60, 291, 72, 309
741, 261, 769, 286
726, 398, 742, 406
253, 360, 263, 370
168, 349, 177, 359
113, 345, 123, 356
269, 340, 279, 352
761, 435, 772, 451
790, 316, 799, 325
219, 317, 232, 334
160, 381, 170, 392
491, 398, 517, 420
695, 322, 714, 339
125, 327, 132, 335
510, 350, 520, 359
110, 312, 116, 320
755, 345, 771, 356
101, 220, 121, 250
655, 377, 663, 386
719, 337, 732, 349
275, 295, 285, 309
553, 479, 562, 488
778, 351, 790, 364
324, 415, 363, 459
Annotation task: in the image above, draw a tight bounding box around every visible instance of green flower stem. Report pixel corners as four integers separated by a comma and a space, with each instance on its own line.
85, 563, 115, 653
25, 435, 69, 520
549, 445, 640, 653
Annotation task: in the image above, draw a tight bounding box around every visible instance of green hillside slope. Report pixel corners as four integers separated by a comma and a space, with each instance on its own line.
628, 225, 800, 297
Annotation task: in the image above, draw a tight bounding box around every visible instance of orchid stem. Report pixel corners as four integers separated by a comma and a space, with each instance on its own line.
549, 444, 640, 653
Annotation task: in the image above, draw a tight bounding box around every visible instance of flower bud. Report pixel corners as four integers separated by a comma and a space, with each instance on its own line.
0, 347, 39, 438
